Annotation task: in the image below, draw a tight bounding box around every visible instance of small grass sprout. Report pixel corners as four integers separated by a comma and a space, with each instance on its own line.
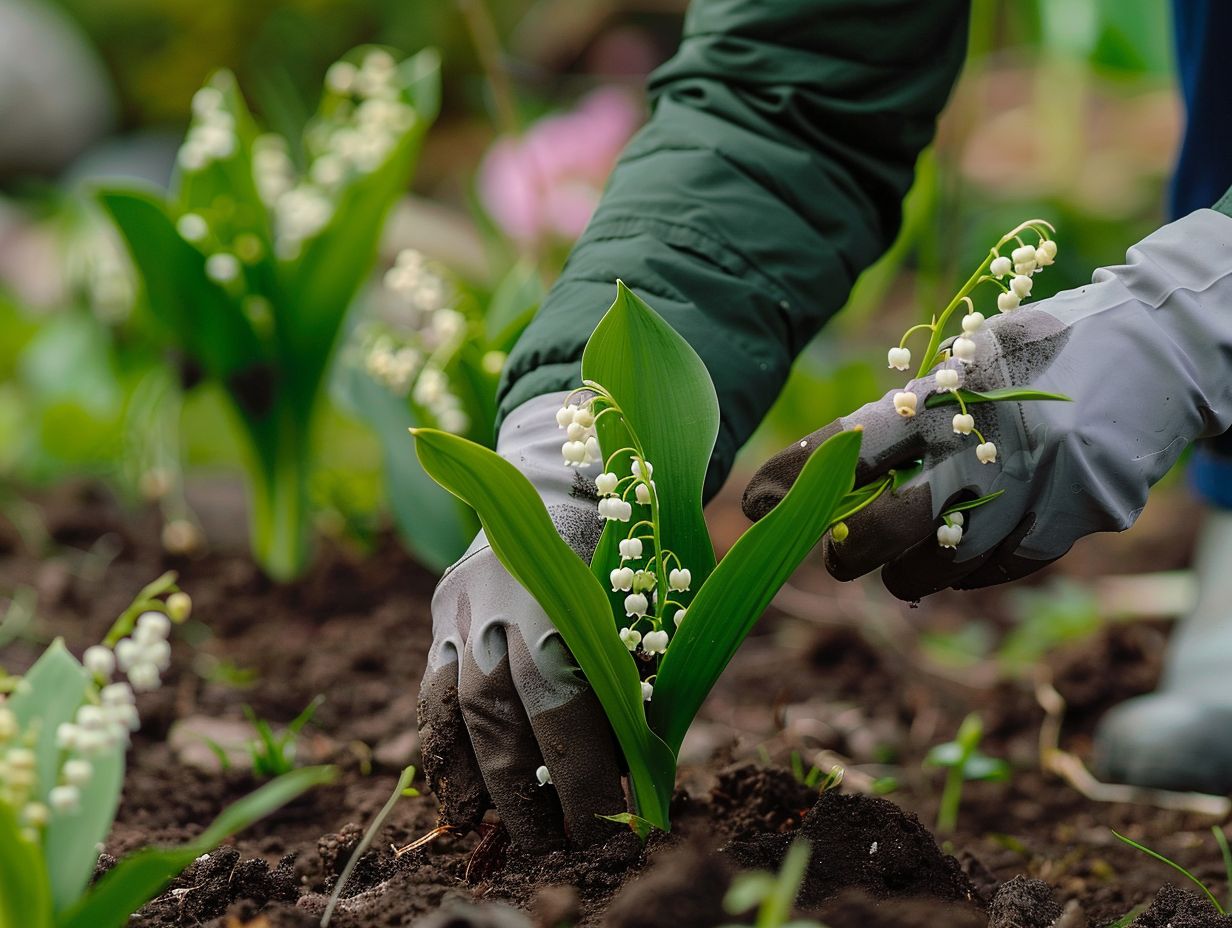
925, 713, 1010, 834
242, 695, 325, 778
721, 839, 826, 928
1112, 827, 1232, 917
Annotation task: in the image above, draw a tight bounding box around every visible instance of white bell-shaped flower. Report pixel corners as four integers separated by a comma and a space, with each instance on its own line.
566, 422, 586, 442
961, 312, 984, 334
536, 765, 552, 786
83, 646, 115, 679
976, 441, 998, 464
619, 627, 642, 650
935, 368, 959, 391
893, 391, 918, 417
1011, 244, 1036, 266
952, 337, 976, 363
635, 482, 652, 505
642, 630, 669, 654
937, 523, 963, 548
619, 538, 643, 560
950, 511, 965, 527
668, 568, 691, 592
887, 346, 911, 371
952, 413, 975, 435
631, 459, 653, 479
997, 291, 1021, 312
556, 404, 578, 428
562, 441, 587, 466
641, 681, 654, 702
1010, 275, 1033, 298
989, 256, 1012, 278
624, 593, 649, 617
610, 567, 635, 592
596, 472, 619, 496
674, 607, 687, 628
574, 406, 596, 428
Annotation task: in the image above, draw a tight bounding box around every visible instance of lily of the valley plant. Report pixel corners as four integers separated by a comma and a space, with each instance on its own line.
100, 47, 440, 580
413, 284, 871, 832
0, 573, 333, 928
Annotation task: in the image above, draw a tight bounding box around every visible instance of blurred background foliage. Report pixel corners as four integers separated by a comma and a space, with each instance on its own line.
0, 0, 1187, 574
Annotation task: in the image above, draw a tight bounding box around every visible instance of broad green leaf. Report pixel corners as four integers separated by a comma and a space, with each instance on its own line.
484, 261, 542, 351
412, 428, 676, 827
924, 387, 1071, 409
582, 282, 718, 594
97, 189, 265, 386
8, 640, 126, 911
651, 430, 861, 752
0, 804, 53, 928
60, 766, 335, 928
333, 362, 473, 572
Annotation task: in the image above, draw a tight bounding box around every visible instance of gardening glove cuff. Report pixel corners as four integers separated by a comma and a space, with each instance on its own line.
744, 208, 1232, 600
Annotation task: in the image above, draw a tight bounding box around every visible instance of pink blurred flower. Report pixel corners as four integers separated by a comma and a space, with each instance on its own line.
478, 87, 642, 248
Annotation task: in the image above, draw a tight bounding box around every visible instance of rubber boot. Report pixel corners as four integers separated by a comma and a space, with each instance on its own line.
1093, 508, 1232, 794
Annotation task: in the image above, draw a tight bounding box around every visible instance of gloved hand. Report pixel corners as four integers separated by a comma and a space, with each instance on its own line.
417, 392, 626, 850
742, 208, 1232, 601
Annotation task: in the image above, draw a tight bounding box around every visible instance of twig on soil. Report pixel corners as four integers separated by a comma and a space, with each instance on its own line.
392, 824, 455, 858
1034, 677, 1231, 818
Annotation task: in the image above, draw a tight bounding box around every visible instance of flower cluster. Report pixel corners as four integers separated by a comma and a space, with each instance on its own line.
354, 249, 474, 434
557, 402, 601, 468
882, 221, 1058, 549
178, 84, 238, 172
0, 593, 188, 844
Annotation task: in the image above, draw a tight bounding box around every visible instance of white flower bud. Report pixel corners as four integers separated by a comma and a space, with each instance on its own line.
619, 538, 643, 560
624, 593, 648, 617
937, 523, 963, 548
674, 607, 687, 628
642, 630, 669, 655
887, 346, 911, 371
176, 213, 209, 243
619, 627, 642, 650
566, 422, 586, 442
49, 785, 80, 815
115, 638, 139, 672
961, 312, 984, 334
952, 413, 975, 435
83, 646, 115, 679
62, 759, 93, 787
1011, 245, 1036, 265
668, 568, 692, 592
599, 498, 633, 522
631, 460, 652, 479
143, 640, 171, 672
935, 368, 960, 391
952, 337, 976, 363
997, 291, 1021, 312
166, 592, 192, 622
641, 681, 654, 702
136, 612, 171, 641
633, 570, 656, 592
573, 406, 595, 428
1038, 239, 1058, 262
1010, 275, 1033, 298
989, 256, 1012, 278
584, 436, 601, 464
56, 723, 79, 751
205, 253, 241, 284
976, 441, 998, 464
536, 765, 552, 786
635, 482, 652, 505
610, 567, 635, 592
23, 802, 49, 828
7, 748, 35, 770
101, 683, 135, 707
128, 664, 161, 692
555, 405, 576, 428
596, 472, 619, 496
1014, 260, 1036, 276
949, 511, 965, 527
893, 391, 918, 417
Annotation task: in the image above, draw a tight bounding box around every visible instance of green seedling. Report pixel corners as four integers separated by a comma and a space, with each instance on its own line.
321, 765, 417, 927
721, 839, 826, 928
242, 695, 324, 778
0, 577, 334, 927
100, 47, 441, 580
1113, 828, 1232, 916
925, 713, 1010, 834
790, 752, 823, 789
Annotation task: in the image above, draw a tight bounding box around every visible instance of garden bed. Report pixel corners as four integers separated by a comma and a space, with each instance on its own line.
4, 478, 1229, 927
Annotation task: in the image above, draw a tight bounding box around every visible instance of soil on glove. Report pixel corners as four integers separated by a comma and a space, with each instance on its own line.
2, 478, 1227, 927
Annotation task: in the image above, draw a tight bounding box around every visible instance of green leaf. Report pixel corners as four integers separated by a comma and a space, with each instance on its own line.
924, 387, 1072, 409
1113, 830, 1227, 917
962, 754, 1011, 782
484, 261, 542, 351
332, 361, 473, 572
411, 428, 676, 828
582, 282, 719, 593
651, 430, 861, 753
723, 872, 776, 915
942, 491, 1005, 516
0, 804, 53, 928
59, 766, 336, 928
595, 811, 659, 842
97, 189, 265, 387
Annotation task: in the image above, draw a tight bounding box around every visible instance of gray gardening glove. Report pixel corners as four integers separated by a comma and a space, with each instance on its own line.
743, 208, 1232, 601
417, 392, 626, 850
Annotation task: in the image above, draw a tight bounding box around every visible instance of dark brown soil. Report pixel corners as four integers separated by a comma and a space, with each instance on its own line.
1, 478, 1226, 927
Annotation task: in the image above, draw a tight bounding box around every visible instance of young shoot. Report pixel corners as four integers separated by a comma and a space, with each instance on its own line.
924, 713, 1010, 834
100, 48, 441, 580
242, 695, 325, 778
721, 839, 822, 928
1113, 828, 1232, 917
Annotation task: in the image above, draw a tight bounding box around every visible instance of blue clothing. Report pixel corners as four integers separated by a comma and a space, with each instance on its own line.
1172, 1, 1232, 507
